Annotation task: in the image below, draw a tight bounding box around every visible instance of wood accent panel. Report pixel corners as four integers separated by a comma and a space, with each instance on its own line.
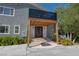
30, 18, 57, 26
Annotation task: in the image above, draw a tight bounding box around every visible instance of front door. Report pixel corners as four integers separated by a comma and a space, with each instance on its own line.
35, 26, 43, 38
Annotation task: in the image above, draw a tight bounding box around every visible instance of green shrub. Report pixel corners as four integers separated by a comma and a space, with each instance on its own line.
51, 34, 56, 42
75, 35, 79, 43
0, 36, 32, 46
58, 38, 73, 46
19, 38, 32, 44
11, 36, 19, 45
0, 37, 3, 46
0, 36, 20, 46
58, 38, 63, 44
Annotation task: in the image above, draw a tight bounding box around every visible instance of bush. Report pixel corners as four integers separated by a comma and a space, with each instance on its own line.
0, 36, 32, 46
52, 34, 56, 42
19, 37, 32, 44
0, 36, 20, 46
58, 38, 63, 44
75, 35, 79, 43
58, 38, 73, 46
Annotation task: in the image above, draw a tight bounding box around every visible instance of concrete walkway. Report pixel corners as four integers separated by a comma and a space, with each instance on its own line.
29, 41, 58, 48
29, 38, 57, 48
29, 38, 47, 47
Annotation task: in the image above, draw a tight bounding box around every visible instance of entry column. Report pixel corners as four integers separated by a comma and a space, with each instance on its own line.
43, 26, 47, 38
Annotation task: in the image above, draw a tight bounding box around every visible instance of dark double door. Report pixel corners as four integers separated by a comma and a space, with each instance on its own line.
35, 26, 43, 38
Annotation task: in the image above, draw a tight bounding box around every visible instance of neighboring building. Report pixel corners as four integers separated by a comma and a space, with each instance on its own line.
0, 3, 57, 40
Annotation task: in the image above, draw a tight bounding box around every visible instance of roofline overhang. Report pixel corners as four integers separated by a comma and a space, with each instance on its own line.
29, 3, 49, 12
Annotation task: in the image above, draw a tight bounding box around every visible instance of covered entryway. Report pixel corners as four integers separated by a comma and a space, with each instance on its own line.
30, 17, 57, 39
28, 9, 58, 46
27, 18, 59, 47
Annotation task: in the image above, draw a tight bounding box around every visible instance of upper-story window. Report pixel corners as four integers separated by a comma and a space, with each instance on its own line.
0, 6, 15, 16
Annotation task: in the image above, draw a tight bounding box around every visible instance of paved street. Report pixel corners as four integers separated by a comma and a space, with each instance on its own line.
27, 45, 79, 56
0, 44, 79, 56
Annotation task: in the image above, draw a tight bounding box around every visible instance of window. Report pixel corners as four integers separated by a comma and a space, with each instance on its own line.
29, 9, 57, 20
10, 8, 14, 15
0, 7, 3, 14
0, 25, 10, 34
4, 8, 11, 15
14, 25, 20, 34
0, 6, 15, 16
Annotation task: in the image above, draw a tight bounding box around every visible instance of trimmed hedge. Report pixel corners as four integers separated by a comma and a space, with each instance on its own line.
0, 36, 32, 46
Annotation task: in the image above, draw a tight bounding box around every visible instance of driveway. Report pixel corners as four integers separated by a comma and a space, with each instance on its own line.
0, 44, 79, 56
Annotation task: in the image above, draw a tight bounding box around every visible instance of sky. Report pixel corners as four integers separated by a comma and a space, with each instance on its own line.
40, 3, 69, 12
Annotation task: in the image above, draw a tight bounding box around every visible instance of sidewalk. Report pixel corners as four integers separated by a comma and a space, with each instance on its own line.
0, 44, 27, 56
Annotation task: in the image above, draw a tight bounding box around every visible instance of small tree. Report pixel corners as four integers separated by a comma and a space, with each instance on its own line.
56, 4, 79, 43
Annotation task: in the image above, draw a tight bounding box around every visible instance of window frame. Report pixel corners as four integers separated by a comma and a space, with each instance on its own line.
14, 25, 20, 34
0, 25, 10, 34
0, 6, 15, 16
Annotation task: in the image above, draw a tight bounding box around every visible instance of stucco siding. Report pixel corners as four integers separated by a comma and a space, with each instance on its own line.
0, 6, 29, 37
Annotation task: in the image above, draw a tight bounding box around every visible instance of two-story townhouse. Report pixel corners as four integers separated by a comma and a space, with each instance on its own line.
0, 3, 57, 42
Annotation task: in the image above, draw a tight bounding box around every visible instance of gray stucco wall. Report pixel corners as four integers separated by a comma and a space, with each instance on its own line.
0, 5, 29, 37
47, 24, 55, 40
0, 3, 42, 37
